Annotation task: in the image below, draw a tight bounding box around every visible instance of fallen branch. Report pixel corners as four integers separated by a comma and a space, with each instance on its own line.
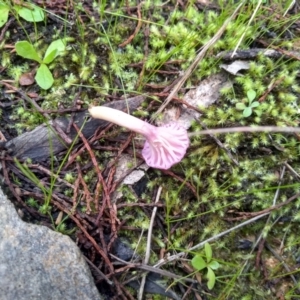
4, 96, 145, 161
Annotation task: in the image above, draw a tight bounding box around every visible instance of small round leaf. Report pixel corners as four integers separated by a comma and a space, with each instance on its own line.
191, 255, 207, 271
208, 260, 220, 270
35, 64, 54, 90
43, 49, 57, 64
44, 39, 67, 62
250, 101, 260, 108
236, 102, 246, 110
15, 41, 42, 63
15, 4, 44, 22
247, 89, 256, 102
0, 4, 9, 28
207, 267, 216, 290
205, 243, 212, 262
243, 107, 252, 117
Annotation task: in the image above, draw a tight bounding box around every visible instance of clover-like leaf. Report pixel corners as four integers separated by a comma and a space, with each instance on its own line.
44, 39, 67, 62
35, 64, 54, 90
243, 107, 252, 118
205, 243, 212, 263
236, 102, 246, 110
15, 4, 44, 22
247, 89, 256, 102
250, 101, 260, 108
191, 255, 207, 271
0, 4, 9, 28
15, 41, 42, 63
207, 267, 216, 290
208, 260, 220, 270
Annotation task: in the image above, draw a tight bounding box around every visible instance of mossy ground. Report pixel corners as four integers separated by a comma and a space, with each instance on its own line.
1, 0, 300, 299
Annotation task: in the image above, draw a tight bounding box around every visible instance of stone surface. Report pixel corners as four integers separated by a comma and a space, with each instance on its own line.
220, 60, 250, 75
0, 187, 102, 300
113, 154, 149, 201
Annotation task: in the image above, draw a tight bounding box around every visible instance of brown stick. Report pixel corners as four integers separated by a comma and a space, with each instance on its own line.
119, 3, 143, 47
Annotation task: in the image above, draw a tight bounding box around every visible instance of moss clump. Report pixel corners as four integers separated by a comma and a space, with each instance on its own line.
2, 1, 300, 298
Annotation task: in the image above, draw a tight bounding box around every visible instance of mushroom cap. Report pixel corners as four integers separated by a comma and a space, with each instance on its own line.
142, 122, 189, 170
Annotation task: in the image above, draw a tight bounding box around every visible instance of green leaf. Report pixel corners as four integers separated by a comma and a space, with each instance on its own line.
250, 101, 260, 108
0, 4, 9, 28
15, 4, 44, 22
236, 102, 246, 110
43, 39, 67, 62
247, 89, 256, 102
243, 107, 252, 117
207, 267, 216, 290
205, 243, 212, 263
191, 255, 207, 271
15, 41, 42, 63
43, 49, 57, 64
208, 260, 220, 270
35, 64, 54, 90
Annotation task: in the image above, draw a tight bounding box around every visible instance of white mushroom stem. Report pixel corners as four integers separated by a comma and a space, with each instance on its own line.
88, 106, 153, 136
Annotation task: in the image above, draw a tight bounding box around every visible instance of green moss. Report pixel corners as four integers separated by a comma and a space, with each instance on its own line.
4, 1, 300, 297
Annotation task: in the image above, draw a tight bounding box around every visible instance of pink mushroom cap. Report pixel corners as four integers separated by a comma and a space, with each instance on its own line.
142, 122, 189, 170
88, 106, 189, 170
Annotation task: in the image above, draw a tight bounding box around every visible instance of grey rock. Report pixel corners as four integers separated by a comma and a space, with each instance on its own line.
0, 187, 102, 300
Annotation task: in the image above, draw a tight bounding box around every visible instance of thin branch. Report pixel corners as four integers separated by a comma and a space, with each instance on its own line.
119, 2, 143, 47
189, 126, 300, 137
152, 1, 245, 119
265, 242, 300, 291
283, 162, 300, 180
138, 186, 162, 300
154, 212, 270, 268
253, 166, 286, 270
110, 254, 197, 283
231, 0, 263, 57
84, 256, 113, 286
195, 120, 239, 166
153, 190, 300, 267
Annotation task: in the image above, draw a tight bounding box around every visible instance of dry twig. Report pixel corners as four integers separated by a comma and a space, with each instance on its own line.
119, 2, 143, 47
153, 1, 245, 119
138, 186, 162, 300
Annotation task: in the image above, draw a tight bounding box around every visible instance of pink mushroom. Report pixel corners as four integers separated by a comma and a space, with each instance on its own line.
88, 106, 189, 169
